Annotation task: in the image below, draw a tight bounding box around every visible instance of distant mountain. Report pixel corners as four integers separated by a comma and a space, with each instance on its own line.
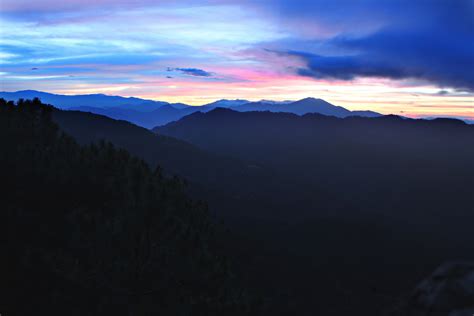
68, 103, 221, 128
258, 99, 292, 105
168, 102, 191, 110
0, 91, 383, 128
51, 107, 270, 193
421, 115, 474, 125
233, 97, 382, 117
0, 90, 173, 111
349, 110, 383, 117
70, 104, 185, 128
203, 99, 249, 108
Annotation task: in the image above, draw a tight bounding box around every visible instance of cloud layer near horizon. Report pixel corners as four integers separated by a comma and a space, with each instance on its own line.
0, 0, 473, 117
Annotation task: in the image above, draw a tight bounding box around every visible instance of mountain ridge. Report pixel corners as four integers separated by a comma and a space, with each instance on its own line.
1, 90, 384, 128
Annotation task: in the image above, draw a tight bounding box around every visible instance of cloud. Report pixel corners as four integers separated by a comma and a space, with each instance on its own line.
281, 23, 474, 91
265, 0, 474, 92
1, 0, 472, 119
0, 0, 189, 13
173, 68, 213, 77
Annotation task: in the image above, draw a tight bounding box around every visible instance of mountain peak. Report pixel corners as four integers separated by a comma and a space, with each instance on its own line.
16, 89, 41, 93
205, 99, 249, 108
15, 89, 50, 95
301, 97, 323, 102
208, 107, 236, 114
294, 97, 329, 104
153, 104, 179, 112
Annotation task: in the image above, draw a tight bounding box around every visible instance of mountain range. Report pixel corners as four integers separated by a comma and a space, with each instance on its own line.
59, 105, 474, 314
0, 90, 382, 128
1, 98, 253, 315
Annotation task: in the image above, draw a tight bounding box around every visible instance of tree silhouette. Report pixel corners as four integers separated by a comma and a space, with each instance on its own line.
0, 98, 258, 316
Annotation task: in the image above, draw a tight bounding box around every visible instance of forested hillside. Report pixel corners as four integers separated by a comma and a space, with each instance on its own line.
156, 108, 474, 314
0, 98, 257, 316
51, 108, 271, 194
3, 99, 473, 315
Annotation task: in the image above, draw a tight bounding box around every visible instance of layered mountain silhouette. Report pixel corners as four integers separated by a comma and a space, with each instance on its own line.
0, 90, 173, 110
155, 108, 474, 314
156, 109, 474, 214
0, 90, 381, 128
66, 104, 197, 128
0, 98, 257, 316
204, 99, 250, 108
232, 97, 381, 117
52, 108, 272, 194
2, 97, 473, 315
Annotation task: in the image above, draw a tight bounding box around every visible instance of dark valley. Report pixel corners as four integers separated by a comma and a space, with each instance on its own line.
2, 97, 473, 315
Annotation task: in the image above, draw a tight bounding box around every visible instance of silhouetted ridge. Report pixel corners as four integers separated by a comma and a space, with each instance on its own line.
1, 90, 385, 128
430, 117, 467, 125
0, 98, 257, 316
154, 107, 474, 315
206, 107, 239, 115
52, 108, 267, 194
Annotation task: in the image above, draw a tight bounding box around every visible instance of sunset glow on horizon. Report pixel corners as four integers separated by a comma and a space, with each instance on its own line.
1, 1, 473, 119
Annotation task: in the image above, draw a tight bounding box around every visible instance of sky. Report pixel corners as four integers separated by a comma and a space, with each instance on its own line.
0, 0, 473, 119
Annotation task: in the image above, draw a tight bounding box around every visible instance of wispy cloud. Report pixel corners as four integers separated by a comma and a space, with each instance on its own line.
173, 68, 213, 77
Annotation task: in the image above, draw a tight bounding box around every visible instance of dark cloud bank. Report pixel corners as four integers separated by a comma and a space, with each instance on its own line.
271, 0, 474, 91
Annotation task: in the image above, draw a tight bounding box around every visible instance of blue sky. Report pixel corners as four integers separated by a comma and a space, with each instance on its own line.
0, 0, 473, 118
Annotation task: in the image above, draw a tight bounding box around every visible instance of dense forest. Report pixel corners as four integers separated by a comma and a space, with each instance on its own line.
0, 98, 258, 316
2, 98, 473, 315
